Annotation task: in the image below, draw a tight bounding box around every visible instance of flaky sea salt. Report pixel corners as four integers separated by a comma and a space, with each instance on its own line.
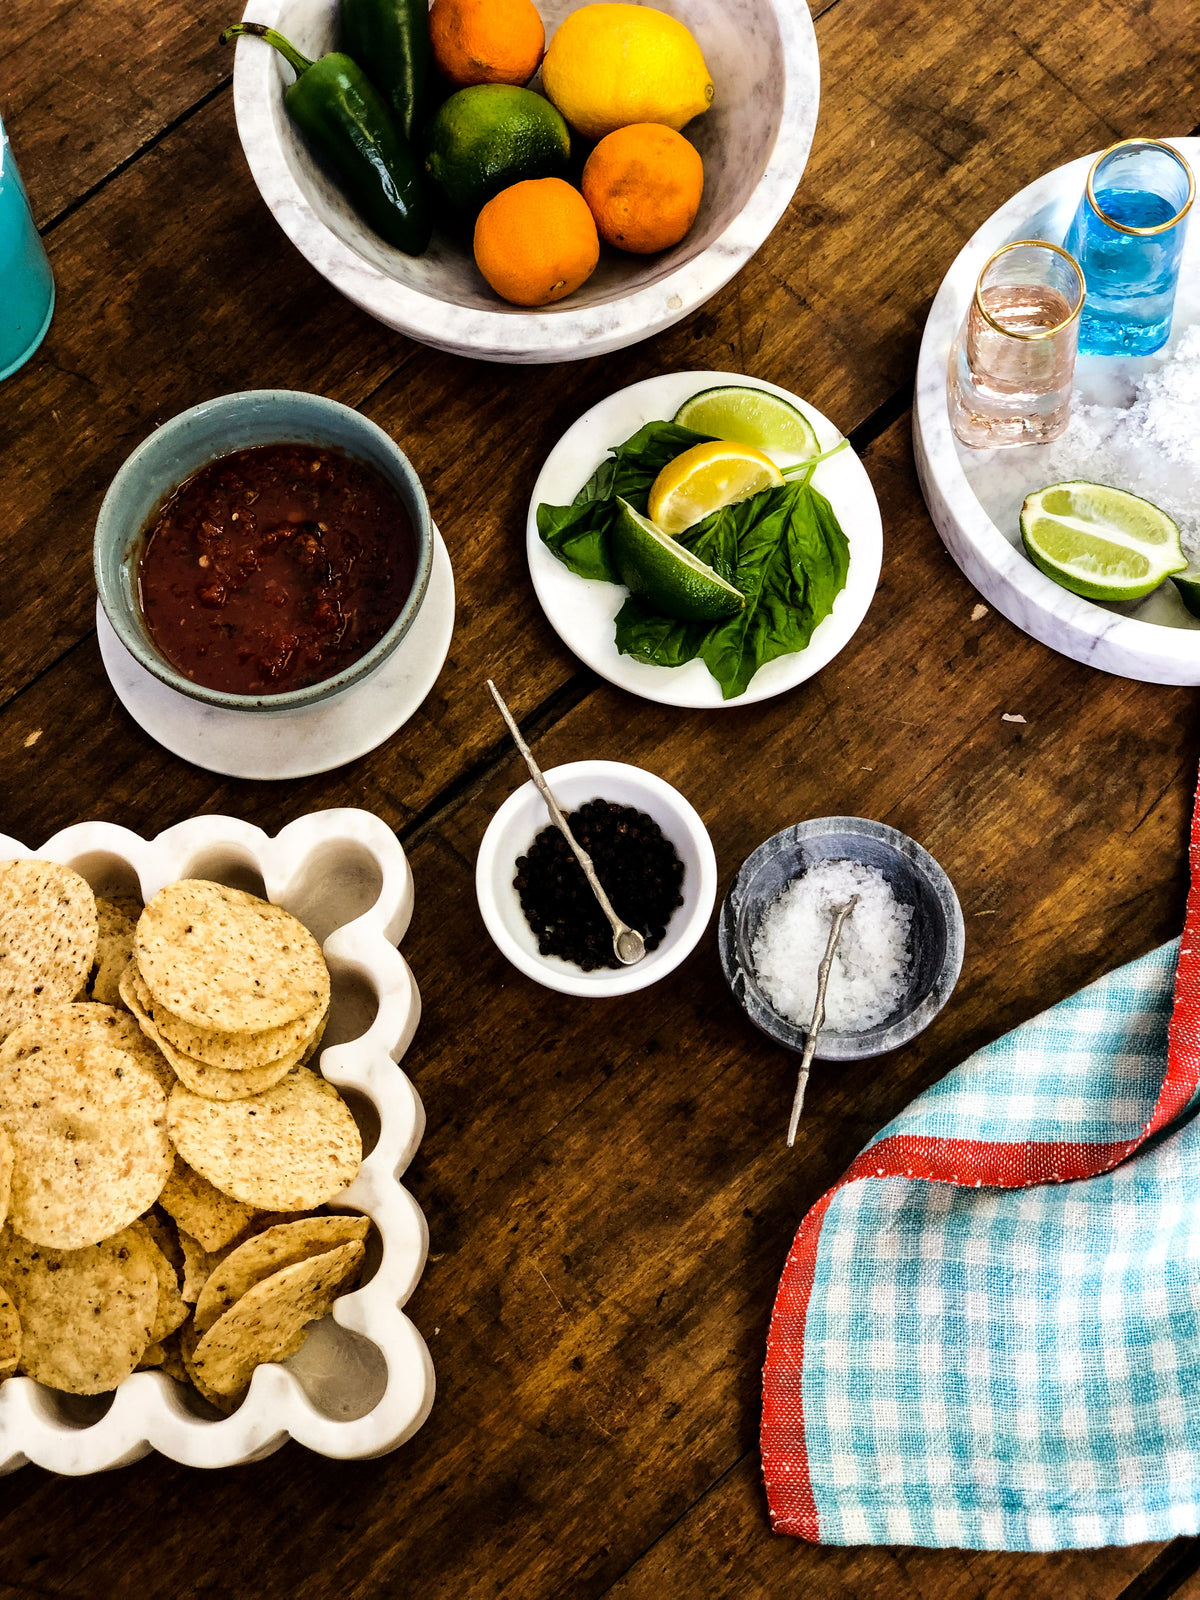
1036, 325, 1200, 560
751, 859, 913, 1033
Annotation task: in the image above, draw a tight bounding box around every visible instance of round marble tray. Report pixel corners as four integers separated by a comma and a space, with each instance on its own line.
914, 137, 1200, 685
97, 529, 455, 779
526, 371, 882, 707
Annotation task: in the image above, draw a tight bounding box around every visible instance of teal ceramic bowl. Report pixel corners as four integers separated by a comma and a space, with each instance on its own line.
94, 389, 434, 711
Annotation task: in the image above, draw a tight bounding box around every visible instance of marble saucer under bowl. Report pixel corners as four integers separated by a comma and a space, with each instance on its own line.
719, 817, 965, 1060
914, 136, 1200, 685
228, 0, 819, 363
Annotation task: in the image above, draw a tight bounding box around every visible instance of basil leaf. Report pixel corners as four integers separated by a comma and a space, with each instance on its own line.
542, 420, 712, 578
613, 597, 710, 668
536, 498, 620, 584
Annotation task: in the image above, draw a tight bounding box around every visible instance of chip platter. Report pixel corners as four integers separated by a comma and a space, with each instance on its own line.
0, 810, 432, 1473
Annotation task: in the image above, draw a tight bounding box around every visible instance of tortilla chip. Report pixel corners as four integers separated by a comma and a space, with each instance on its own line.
0, 1224, 156, 1394
141, 1207, 184, 1280
190, 1239, 364, 1397
124, 964, 305, 1100
0, 1125, 10, 1235
178, 1229, 235, 1304
129, 1220, 189, 1343
194, 1215, 370, 1333
153, 998, 327, 1073
158, 1329, 189, 1384
158, 1159, 259, 1253
89, 896, 141, 1008
136, 881, 329, 1035
0, 999, 175, 1097
179, 1321, 238, 1412
137, 1339, 166, 1369
0, 860, 98, 1041
168, 1067, 361, 1212
0, 1283, 20, 1376
0, 1038, 171, 1249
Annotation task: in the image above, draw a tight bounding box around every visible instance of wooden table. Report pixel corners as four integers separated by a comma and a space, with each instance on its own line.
2, 1, 1199, 1594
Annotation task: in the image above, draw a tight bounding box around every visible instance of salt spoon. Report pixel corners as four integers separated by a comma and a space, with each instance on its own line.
486, 680, 646, 966
786, 895, 859, 1147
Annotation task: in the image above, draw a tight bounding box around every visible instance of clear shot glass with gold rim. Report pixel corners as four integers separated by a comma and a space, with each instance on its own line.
1064, 136, 1194, 356
947, 240, 1085, 450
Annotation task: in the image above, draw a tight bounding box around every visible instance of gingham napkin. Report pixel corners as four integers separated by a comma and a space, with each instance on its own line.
762, 803, 1200, 1550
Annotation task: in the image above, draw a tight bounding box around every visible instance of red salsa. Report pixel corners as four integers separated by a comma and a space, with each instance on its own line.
139, 444, 417, 695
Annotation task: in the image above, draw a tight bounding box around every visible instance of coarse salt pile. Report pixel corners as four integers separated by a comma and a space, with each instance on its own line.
750, 858, 913, 1033
1040, 324, 1200, 561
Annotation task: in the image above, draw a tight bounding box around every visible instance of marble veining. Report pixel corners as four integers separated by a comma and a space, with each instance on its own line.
914, 137, 1200, 686
0, 810, 433, 1473
230, 0, 820, 362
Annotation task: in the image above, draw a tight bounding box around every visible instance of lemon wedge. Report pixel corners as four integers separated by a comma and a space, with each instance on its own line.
647, 441, 784, 536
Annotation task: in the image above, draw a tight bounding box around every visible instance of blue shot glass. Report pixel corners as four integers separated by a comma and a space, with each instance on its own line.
1064, 137, 1194, 357
0, 115, 54, 381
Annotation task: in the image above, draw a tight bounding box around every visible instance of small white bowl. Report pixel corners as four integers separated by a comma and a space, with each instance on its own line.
228, 0, 820, 364
476, 760, 717, 997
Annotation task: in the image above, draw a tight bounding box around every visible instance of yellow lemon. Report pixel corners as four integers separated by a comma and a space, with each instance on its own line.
647, 441, 784, 535
541, 4, 714, 142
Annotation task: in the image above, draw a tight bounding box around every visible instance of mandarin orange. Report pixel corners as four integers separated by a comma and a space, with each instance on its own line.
581, 124, 704, 254
429, 0, 546, 88
473, 178, 600, 306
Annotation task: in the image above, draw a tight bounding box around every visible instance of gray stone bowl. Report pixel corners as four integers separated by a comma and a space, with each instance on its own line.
718, 817, 965, 1060
93, 389, 433, 713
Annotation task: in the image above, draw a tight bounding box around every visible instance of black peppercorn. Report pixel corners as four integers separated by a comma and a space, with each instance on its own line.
513, 799, 685, 971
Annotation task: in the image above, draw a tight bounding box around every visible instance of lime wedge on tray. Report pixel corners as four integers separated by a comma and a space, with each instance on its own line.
1172, 567, 1200, 618
611, 498, 745, 622
672, 386, 820, 457
1020, 480, 1185, 602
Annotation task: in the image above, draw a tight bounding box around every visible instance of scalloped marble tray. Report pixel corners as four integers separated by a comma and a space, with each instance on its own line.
0, 808, 433, 1474
914, 137, 1200, 684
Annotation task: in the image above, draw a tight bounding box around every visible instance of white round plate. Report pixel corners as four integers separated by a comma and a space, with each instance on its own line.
525, 371, 882, 707
914, 137, 1200, 685
97, 528, 455, 779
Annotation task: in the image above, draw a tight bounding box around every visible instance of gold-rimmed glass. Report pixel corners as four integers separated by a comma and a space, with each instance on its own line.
948, 240, 1085, 450
1065, 137, 1194, 355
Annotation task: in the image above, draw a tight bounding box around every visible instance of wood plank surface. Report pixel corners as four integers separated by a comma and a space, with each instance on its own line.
1, 0, 1199, 1594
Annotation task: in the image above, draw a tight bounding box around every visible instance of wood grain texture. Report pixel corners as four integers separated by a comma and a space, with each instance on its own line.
1, 0, 1199, 1594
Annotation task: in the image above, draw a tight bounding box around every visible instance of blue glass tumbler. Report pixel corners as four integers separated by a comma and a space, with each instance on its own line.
1064, 137, 1194, 357
0, 115, 54, 381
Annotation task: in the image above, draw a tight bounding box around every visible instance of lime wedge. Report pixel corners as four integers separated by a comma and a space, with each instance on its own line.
672, 386, 820, 457
1172, 566, 1200, 618
611, 499, 745, 622
1020, 481, 1185, 602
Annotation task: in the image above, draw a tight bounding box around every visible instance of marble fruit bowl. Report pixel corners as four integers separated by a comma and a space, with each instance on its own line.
229, 0, 820, 363
0, 809, 433, 1474
914, 136, 1200, 685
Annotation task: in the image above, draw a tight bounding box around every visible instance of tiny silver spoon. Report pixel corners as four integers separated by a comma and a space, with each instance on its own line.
487, 680, 646, 966
786, 895, 858, 1147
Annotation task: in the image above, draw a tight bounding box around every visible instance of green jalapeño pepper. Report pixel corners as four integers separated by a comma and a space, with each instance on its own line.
339, 0, 431, 146
221, 22, 431, 256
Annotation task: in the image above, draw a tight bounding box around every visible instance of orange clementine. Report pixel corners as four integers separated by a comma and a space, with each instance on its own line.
473, 178, 600, 306
581, 124, 704, 254
429, 0, 546, 88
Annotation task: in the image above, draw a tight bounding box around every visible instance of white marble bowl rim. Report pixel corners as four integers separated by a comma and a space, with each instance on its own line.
0, 808, 435, 1473
913, 136, 1200, 685
475, 759, 718, 997
230, 0, 820, 361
